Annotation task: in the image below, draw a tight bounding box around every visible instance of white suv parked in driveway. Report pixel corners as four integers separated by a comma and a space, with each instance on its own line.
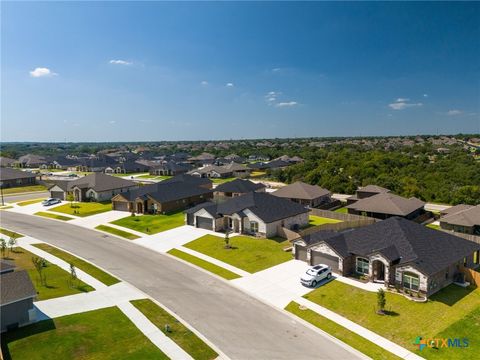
42, 198, 61, 206
300, 264, 332, 287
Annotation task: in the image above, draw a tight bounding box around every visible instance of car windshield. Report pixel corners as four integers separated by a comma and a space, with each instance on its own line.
306, 269, 317, 275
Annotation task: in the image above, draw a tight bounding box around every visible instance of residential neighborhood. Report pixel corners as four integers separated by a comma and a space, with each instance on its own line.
1, 1, 480, 360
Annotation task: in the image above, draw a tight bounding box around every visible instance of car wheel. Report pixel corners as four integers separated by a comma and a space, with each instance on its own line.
327, 273, 332, 279
311, 280, 317, 287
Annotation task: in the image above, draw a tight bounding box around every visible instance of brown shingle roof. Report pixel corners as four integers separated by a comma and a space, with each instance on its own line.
346, 192, 425, 216
0, 168, 36, 181
69, 173, 136, 192
273, 181, 330, 200
440, 205, 480, 227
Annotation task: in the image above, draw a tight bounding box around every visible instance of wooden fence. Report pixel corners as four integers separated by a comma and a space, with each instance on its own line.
438, 229, 480, 245
460, 266, 480, 286
299, 219, 376, 237
309, 208, 377, 222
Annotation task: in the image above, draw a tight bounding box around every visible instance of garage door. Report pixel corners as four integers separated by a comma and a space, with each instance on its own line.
196, 216, 213, 230
113, 201, 129, 212
295, 245, 308, 262
310, 251, 339, 272
51, 191, 65, 200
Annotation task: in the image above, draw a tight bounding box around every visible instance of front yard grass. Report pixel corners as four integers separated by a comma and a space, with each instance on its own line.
426, 223, 441, 230
334, 207, 348, 213
285, 301, 400, 360
1, 184, 48, 195
0, 228, 24, 238
1, 306, 168, 360
168, 248, 241, 280
49, 201, 112, 217
5, 247, 93, 300
95, 225, 140, 240
35, 211, 74, 221
33, 244, 120, 286
308, 215, 342, 226
303, 280, 480, 356
210, 177, 236, 184
183, 235, 292, 273
131, 299, 218, 360
111, 212, 184, 234
17, 198, 46, 206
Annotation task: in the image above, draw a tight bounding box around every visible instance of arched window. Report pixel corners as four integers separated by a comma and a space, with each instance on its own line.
403, 272, 419, 291
356, 257, 369, 275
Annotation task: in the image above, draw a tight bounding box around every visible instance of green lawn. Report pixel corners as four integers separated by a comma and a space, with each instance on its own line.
131, 299, 218, 360
0, 228, 24, 238
426, 223, 441, 230
303, 281, 480, 356
49, 202, 112, 217
0, 206, 14, 210
110, 172, 148, 177
285, 302, 400, 360
1, 185, 48, 195
95, 225, 140, 240
334, 207, 348, 213
137, 174, 172, 180
210, 177, 236, 184
184, 234, 292, 273
308, 215, 342, 226
168, 248, 241, 280
1, 307, 168, 360
111, 212, 184, 234
17, 198, 46, 206
5, 247, 93, 300
35, 211, 74, 221
33, 244, 120, 286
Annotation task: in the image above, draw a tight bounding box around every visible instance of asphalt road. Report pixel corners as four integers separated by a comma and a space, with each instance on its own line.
0, 211, 364, 360
1, 191, 50, 204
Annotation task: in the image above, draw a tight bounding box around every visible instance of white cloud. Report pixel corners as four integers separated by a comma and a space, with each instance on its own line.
109, 120, 116, 124
29, 67, 57, 78
109, 59, 133, 66
226, 82, 234, 87
423, 94, 428, 98
275, 101, 298, 108
388, 98, 422, 110
201, 80, 209, 86
272, 68, 282, 72
447, 109, 463, 116
265, 91, 281, 104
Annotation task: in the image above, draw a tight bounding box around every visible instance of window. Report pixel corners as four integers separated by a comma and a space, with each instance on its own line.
403, 272, 419, 291
356, 257, 369, 275
464, 257, 468, 266
474, 251, 479, 264
250, 221, 259, 233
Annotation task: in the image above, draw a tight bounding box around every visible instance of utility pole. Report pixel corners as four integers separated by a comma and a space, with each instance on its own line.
0, 185, 4, 206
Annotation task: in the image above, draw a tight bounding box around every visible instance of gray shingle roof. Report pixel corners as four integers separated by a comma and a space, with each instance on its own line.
307, 217, 480, 275
358, 185, 391, 194
161, 174, 212, 187
0, 270, 36, 305
346, 192, 425, 216
0, 168, 36, 181
273, 181, 330, 200
69, 173, 136, 192
215, 179, 265, 193
440, 205, 480, 227
187, 192, 309, 223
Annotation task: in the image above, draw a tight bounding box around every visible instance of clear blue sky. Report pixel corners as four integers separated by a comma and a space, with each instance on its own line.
2, 1, 479, 141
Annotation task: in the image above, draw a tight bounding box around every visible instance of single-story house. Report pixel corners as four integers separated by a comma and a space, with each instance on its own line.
214, 179, 266, 199
346, 192, 426, 221
0, 157, 16, 168
48, 156, 82, 170
185, 192, 309, 238
293, 217, 480, 297
187, 152, 216, 166
15, 154, 49, 168
346, 185, 391, 205
0, 168, 37, 189
188, 162, 251, 178
439, 205, 480, 235
272, 181, 333, 208
112, 181, 213, 214
48, 172, 137, 201
161, 174, 213, 189
1, 265, 37, 332
247, 159, 290, 171
75, 156, 117, 173
273, 155, 304, 164
224, 154, 246, 163
149, 161, 192, 176
104, 160, 150, 174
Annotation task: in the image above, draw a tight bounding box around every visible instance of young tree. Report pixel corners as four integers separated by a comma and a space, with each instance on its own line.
377, 288, 386, 315
32, 256, 47, 286
8, 236, 17, 255
66, 193, 75, 207
70, 262, 77, 280
0, 239, 6, 258
224, 230, 231, 249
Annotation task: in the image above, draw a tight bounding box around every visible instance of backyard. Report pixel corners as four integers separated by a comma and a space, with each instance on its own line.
308, 215, 342, 226
5, 247, 93, 300
49, 202, 112, 217
302, 281, 480, 357
111, 212, 184, 234
1, 307, 168, 360
183, 234, 292, 273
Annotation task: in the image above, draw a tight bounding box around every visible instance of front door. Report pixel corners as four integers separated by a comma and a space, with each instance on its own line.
137, 202, 143, 214
372, 260, 385, 282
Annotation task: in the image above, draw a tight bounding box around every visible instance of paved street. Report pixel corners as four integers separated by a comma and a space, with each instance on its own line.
1, 191, 50, 204
0, 211, 364, 360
